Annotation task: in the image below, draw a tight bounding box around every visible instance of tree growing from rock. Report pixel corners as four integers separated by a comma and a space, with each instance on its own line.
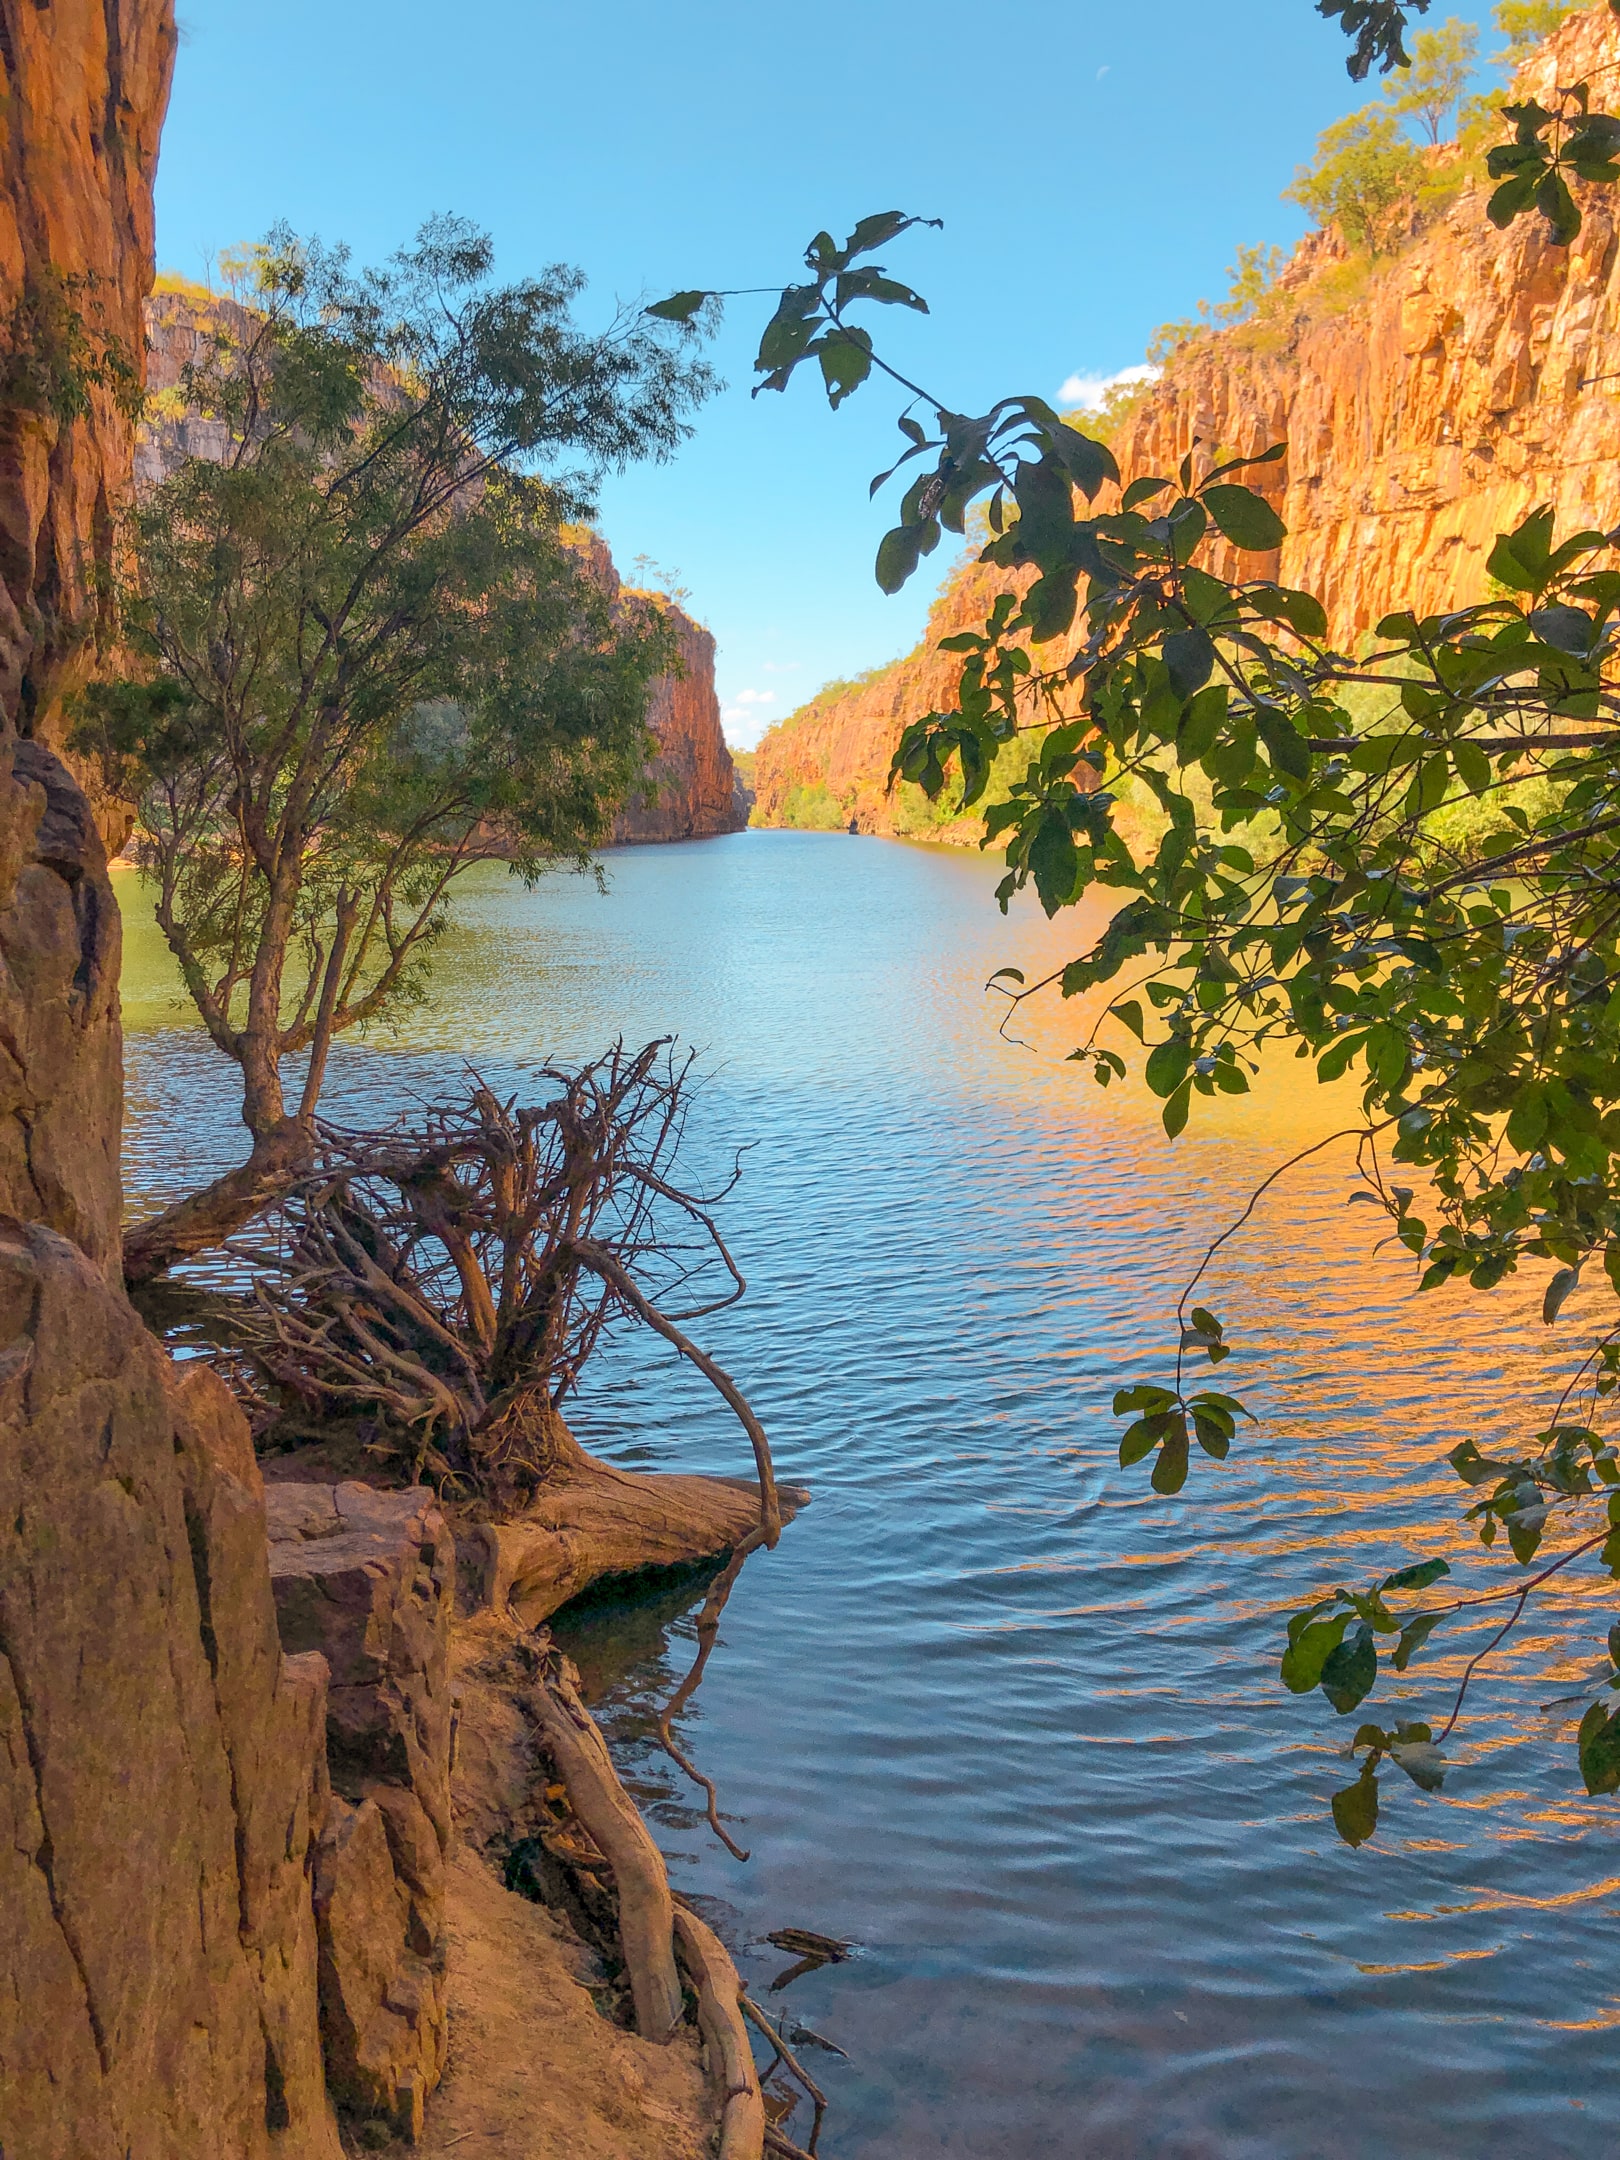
76, 218, 713, 1283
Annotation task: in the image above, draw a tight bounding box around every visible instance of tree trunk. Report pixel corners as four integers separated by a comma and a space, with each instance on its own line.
458, 1429, 804, 1629
122, 1115, 313, 1285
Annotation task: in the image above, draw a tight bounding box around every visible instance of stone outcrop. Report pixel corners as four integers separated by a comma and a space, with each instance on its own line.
267, 1482, 455, 2140
2, 9, 361, 2154
0, 0, 176, 1264
0, 1222, 342, 2157
756, 5, 1620, 840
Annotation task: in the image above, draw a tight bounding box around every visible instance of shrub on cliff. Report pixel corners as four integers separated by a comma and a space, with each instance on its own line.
75, 217, 713, 1282
1285, 106, 1429, 252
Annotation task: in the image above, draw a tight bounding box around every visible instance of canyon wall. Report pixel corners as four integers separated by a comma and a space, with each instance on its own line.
0, 12, 457, 2156
0, 4, 344, 2155
140, 292, 744, 848
756, 5, 1620, 839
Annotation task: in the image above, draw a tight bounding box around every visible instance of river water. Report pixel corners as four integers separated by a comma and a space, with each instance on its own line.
119, 832, 1619, 2159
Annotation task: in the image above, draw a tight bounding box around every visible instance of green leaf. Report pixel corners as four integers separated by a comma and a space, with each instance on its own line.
1543, 1266, 1581, 1324
1392, 1611, 1444, 1671
644, 290, 711, 323
1163, 626, 1215, 699
1389, 1736, 1447, 1793
1379, 1558, 1451, 1593
1578, 1700, 1620, 1794
1161, 1079, 1192, 1140
1536, 167, 1582, 248
1202, 483, 1286, 553
817, 328, 873, 409
1191, 1410, 1231, 1458
1319, 1623, 1378, 1714
1121, 476, 1170, 511
1118, 1415, 1170, 1468
1281, 1612, 1351, 1694
1487, 169, 1541, 229
1028, 812, 1079, 916
1150, 1423, 1191, 1493
1331, 1766, 1379, 1848
1447, 1437, 1517, 1488
875, 522, 924, 594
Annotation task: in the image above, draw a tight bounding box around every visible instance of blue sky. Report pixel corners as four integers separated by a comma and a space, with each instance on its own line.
156, 1, 1507, 745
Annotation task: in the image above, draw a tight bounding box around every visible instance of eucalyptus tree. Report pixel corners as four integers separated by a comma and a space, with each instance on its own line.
649, 0, 1620, 1838
77, 217, 713, 1283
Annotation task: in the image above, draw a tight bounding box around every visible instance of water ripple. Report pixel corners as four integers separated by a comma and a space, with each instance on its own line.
119, 833, 1619, 2158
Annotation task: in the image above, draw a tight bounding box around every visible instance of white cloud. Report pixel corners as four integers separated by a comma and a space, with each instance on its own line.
1058, 361, 1158, 412
720, 685, 777, 748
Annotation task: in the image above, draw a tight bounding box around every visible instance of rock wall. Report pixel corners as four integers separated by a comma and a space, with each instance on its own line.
0, 9, 451, 2155
755, 4, 1620, 839
612, 603, 746, 843
753, 555, 1016, 837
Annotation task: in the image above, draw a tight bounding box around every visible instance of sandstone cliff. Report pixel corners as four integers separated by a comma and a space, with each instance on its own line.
756, 4, 1620, 838
138, 295, 744, 848
0, 7, 353, 2153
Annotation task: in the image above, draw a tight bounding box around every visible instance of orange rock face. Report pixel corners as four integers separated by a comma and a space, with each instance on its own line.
757, 6, 1620, 838
612, 604, 746, 843
754, 556, 1021, 836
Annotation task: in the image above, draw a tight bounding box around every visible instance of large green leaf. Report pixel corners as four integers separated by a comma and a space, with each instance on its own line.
1202, 483, 1286, 553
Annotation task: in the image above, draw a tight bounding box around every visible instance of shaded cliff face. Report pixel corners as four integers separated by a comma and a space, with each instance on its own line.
0, 12, 346, 2156
0, 0, 176, 1269
138, 303, 744, 847
757, 6, 1620, 838
611, 599, 746, 844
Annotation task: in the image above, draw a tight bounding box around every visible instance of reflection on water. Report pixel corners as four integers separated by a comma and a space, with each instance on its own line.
120, 833, 1620, 2158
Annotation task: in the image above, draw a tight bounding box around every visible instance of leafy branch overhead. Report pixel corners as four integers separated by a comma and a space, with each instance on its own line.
645, 2, 1620, 1847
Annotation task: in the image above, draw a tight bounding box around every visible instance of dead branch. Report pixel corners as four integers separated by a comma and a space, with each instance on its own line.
741, 1993, 828, 2157
654, 1528, 769, 1860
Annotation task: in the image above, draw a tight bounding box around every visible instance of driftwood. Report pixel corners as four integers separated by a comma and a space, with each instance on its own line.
527, 1652, 684, 2042
673, 1903, 766, 2160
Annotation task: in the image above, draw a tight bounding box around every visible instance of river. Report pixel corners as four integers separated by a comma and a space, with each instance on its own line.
119, 830, 1619, 2159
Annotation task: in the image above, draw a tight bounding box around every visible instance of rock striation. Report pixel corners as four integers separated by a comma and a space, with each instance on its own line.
756, 5, 1620, 840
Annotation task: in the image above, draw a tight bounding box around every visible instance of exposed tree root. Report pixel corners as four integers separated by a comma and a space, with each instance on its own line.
461, 1443, 800, 1630
123, 1116, 313, 1285
527, 1648, 684, 2042
672, 1902, 766, 2160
